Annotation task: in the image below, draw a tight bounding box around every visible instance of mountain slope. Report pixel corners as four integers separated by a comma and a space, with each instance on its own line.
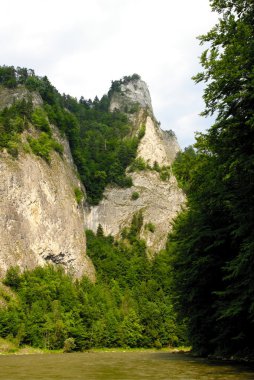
85, 76, 185, 253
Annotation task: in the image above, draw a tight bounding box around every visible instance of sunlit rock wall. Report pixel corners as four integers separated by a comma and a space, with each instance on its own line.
85, 77, 185, 254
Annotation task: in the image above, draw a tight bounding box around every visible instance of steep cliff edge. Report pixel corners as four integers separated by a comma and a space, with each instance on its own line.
0, 87, 95, 280
85, 76, 185, 254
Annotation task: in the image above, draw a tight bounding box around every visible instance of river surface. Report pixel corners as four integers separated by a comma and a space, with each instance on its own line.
0, 351, 254, 380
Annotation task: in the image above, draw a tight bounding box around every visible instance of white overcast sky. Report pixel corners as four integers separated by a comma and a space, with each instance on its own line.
1, 0, 218, 148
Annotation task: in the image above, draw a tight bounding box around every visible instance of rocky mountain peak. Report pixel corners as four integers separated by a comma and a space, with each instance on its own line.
109, 74, 153, 114
86, 75, 185, 254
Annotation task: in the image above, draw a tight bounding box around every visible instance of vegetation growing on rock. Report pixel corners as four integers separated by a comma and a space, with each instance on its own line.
0, 66, 143, 204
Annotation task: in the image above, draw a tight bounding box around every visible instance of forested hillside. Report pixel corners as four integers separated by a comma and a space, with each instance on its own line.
0, 67, 140, 204
170, 0, 254, 358
0, 220, 186, 350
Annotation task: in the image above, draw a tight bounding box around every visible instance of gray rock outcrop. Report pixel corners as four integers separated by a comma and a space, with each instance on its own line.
109, 78, 152, 113
0, 85, 43, 109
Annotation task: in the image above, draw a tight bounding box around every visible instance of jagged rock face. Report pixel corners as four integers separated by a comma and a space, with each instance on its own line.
0, 143, 95, 280
85, 170, 185, 254
109, 78, 153, 113
0, 85, 43, 109
85, 78, 186, 254
0, 90, 95, 280
137, 115, 180, 166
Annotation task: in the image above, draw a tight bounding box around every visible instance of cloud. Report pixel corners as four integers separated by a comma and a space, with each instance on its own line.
1, 0, 218, 147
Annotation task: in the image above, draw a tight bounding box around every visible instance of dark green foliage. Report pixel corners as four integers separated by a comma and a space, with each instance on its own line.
0, 83, 62, 161
96, 224, 104, 237
4, 267, 21, 291
129, 157, 147, 172
0, 229, 186, 350
172, 146, 197, 192
128, 157, 171, 182
86, 228, 185, 348
145, 222, 155, 233
127, 211, 144, 242
108, 74, 141, 97
31, 108, 51, 134
0, 98, 33, 154
39, 80, 139, 204
131, 191, 139, 200
152, 161, 160, 172
0, 66, 17, 88
70, 109, 137, 204
27, 133, 63, 163
138, 124, 146, 139
57, 80, 141, 204
171, 0, 254, 358
159, 166, 171, 181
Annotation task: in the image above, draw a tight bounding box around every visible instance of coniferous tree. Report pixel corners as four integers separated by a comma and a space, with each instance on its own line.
171, 0, 254, 357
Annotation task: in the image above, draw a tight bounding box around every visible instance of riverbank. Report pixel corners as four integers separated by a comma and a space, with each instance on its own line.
0, 338, 62, 355
0, 338, 190, 356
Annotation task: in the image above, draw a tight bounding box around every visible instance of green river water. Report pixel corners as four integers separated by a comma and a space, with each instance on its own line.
0, 351, 253, 380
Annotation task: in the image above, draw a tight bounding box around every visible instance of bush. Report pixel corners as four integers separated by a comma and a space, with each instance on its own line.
160, 166, 171, 181
27, 133, 52, 162
145, 222, 155, 233
74, 187, 83, 204
153, 161, 160, 172
131, 192, 139, 200
138, 124, 146, 139
0, 99, 32, 156
31, 108, 51, 134
3, 267, 21, 290
63, 338, 76, 353
115, 175, 133, 188
28, 133, 63, 163
129, 157, 147, 172
51, 140, 64, 155
7, 140, 19, 158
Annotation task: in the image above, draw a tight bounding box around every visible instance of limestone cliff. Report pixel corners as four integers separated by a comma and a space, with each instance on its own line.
0, 88, 95, 280
0, 76, 184, 277
85, 77, 185, 254
109, 77, 152, 114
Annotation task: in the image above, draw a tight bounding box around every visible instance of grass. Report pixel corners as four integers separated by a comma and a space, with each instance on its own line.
0, 337, 191, 356
89, 346, 191, 353
0, 338, 62, 356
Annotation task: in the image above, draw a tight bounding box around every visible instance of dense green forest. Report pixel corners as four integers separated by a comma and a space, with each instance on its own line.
170, 0, 254, 358
0, 220, 186, 351
0, 67, 140, 204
